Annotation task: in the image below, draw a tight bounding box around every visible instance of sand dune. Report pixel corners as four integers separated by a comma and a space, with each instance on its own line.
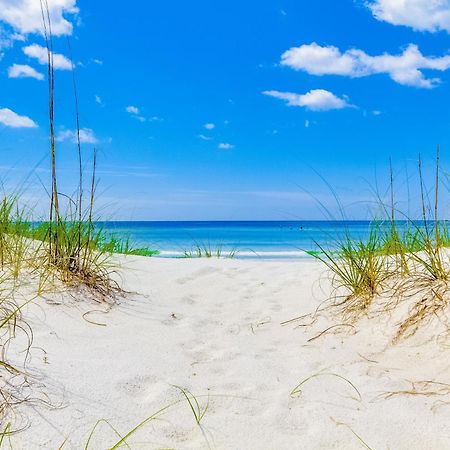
10, 256, 450, 449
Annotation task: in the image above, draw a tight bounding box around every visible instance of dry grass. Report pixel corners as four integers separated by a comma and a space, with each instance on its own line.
0, 283, 34, 433
380, 380, 450, 400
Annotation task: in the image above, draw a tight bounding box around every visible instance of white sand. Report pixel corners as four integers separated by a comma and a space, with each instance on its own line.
9, 256, 450, 449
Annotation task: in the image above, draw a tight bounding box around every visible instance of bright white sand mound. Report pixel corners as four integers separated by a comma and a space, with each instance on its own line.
10, 257, 450, 449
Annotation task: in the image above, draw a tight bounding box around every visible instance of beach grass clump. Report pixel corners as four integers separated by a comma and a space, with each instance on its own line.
313, 228, 388, 320
392, 151, 450, 341
37, 10, 122, 300
377, 222, 413, 275
183, 243, 238, 259
0, 194, 35, 280
99, 235, 160, 257
41, 217, 120, 299
311, 147, 450, 342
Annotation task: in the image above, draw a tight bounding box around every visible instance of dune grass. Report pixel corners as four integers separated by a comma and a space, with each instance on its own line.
182, 243, 238, 259
36, 4, 125, 301
313, 226, 389, 320
310, 147, 450, 341
0, 281, 34, 434
0, 2, 128, 435
98, 235, 160, 257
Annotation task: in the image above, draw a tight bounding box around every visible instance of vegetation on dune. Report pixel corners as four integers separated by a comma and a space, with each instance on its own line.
0, 0, 159, 434
0, 194, 35, 435
98, 235, 160, 257
313, 227, 389, 320
307, 146, 450, 342
182, 243, 238, 258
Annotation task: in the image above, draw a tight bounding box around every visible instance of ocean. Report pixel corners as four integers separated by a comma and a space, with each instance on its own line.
98, 220, 380, 259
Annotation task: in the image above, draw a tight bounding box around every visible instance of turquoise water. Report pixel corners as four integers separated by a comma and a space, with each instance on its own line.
98, 221, 381, 259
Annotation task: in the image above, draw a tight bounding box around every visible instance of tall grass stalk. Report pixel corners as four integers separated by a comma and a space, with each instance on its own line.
408, 150, 450, 282
38, 2, 120, 299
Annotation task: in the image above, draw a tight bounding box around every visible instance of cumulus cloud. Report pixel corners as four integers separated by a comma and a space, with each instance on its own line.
204, 123, 215, 130
0, 0, 78, 36
0, 108, 37, 128
56, 128, 98, 144
281, 42, 450, 88
263, 89, 353, 111
23, 44, 72, 70
367, 0, 450, 32
218, 143, 234, 149
8, 63, 44, 80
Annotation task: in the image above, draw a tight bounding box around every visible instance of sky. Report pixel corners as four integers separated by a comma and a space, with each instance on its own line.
1, 0, 450, 220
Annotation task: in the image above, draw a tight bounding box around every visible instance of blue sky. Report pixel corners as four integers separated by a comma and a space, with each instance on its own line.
1, 0, 450, 220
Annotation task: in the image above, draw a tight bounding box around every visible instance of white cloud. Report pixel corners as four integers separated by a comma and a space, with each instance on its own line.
8, 63, 44, 80
281, 42, 450, 88
198, 134, 212, 140
0, 26, 23, 51
23, 43, 72, 70
126, 107, 160, 123
0, 108, 37, 128
372, 110, 382, 116
56, 128, 98, 144
218, 143, 234, 149
92, 58, 103, 65
204, 123, 215, 130
305, 120, 310, 128
263, 89, 353, 111
126, 105, 139, 114
95, 95, 102, 105
282, 42, 355, 75
367, 0, 450, 32
0, 0, 78, 36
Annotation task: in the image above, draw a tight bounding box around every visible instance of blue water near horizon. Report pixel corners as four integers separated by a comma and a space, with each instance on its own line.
98, 220, 383, 259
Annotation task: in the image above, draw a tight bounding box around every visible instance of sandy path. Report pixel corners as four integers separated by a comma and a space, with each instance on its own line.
10, 257, 450, 449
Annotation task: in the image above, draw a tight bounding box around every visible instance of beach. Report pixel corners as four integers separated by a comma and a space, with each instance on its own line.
10, 255, 450, 449
2, 0, 450, 448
